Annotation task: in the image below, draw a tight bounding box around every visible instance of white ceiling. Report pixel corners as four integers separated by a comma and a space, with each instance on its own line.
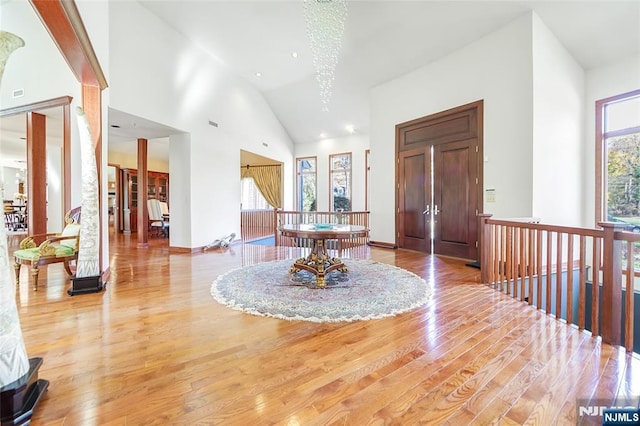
1, 0, 638, 165
138, 0, 640, 144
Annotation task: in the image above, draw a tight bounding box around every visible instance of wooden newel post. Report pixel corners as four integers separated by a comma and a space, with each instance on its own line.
598, 221, 624, 346
478, 213, 493, 284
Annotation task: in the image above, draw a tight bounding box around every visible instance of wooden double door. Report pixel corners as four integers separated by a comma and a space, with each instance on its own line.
396, 101, 483, 260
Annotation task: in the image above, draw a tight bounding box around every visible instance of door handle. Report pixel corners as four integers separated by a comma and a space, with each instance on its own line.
422, 205, 429, 215
434, 205, 439, 215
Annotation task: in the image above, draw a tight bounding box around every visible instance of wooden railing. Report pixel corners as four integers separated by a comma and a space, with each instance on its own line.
479, 214, 637, 353
240, 209, 370, 252
240, 209, 277, 242
275, 210, 370, 251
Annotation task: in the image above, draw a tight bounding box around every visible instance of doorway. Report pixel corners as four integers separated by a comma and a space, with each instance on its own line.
396, 100, 483, 260
107, 164, 119, 234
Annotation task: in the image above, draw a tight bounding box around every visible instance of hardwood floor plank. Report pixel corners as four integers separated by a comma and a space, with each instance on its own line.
5, 231, 635, 425
310, 298, 538, 424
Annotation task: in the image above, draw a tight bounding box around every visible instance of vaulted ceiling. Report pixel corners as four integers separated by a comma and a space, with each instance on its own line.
138, 0, 640, 144
1, 0, 638, 167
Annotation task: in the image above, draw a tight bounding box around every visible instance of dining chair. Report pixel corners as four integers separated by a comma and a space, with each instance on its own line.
147, 199, 169, 237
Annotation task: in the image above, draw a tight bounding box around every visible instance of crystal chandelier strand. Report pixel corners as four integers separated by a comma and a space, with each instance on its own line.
303, 0, 348, 112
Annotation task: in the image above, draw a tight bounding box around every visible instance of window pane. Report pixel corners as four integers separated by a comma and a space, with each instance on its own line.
241, 177, 270, 210
606, 96, 640, 132
301, 174, 316, 211
606, 133, 640, 219
297, 157, 316, 211
330, 153, 351, 211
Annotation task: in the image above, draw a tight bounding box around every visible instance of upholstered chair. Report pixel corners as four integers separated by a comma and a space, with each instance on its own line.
13, 207, 81, 290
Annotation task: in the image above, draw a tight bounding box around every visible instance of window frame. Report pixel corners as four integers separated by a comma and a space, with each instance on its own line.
329, 151, 352, 212
295, 156, 317, 212
596, 88, 640, 223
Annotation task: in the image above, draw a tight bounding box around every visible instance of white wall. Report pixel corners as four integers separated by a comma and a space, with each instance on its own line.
168, 133, 191, 248
584, 56, 640, 228
1, 1, 82, 233
0, 1, 79, 110
370, 13, 534, 244
108, 2, 295, 248
531, 13, 585, 226
108, 146, 170, 172
294, 134, 369, 212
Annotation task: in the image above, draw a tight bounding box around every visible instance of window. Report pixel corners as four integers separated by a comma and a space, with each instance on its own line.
330, 152, 351, 211
296, 157, 316, 211
596, 89, 640, 224
241, 177, 270, 210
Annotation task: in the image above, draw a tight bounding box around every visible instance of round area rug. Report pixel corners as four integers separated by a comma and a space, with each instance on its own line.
211, 258, 431, 322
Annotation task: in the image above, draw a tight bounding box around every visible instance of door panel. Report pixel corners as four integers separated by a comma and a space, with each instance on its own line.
398, 148, 429, 252
434, 139, 477, 259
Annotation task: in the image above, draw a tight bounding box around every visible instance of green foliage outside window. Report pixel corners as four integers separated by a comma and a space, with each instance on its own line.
333, 196, 351, 211
607, 133, 640, 217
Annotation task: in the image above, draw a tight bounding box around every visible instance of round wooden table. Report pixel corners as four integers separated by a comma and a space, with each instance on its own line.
279, 223, 369, 287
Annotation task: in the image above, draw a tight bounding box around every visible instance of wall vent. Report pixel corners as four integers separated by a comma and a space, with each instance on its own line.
12, 88, 24, 98
208, 120, 218, 127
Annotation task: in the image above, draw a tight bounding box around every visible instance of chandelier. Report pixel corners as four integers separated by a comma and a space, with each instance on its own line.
303, 0, 348, 112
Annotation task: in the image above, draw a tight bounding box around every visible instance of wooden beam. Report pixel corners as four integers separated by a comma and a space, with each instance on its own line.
137, 139, 149, 247
0, 96, 73, 117
26, 112, 47, 236
29, 0, 107, 89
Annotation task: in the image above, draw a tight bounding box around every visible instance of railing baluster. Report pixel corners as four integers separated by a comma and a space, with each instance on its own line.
625, 240, 634, 352
556, 231, 563, 320
501, 225, 506, 292
579, 235, 586, 330
519, 227, 527, 302
488, 222, 495, 286
506, 226, 513, 295
546, 230, 552, 314
528, 227, 534, 306
495, 224, 501, 288
536, 229, 542, 309
592, 237, 601, 337
566, 234, 574, 326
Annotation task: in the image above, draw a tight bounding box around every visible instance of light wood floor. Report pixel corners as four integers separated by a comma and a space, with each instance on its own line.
9, 231, 640, 425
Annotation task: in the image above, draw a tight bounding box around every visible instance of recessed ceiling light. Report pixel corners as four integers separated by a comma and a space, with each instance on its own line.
255, 72, 262, 77
346, 125, 355, 134
319, 132, 327, 138
291, 52, 298, 59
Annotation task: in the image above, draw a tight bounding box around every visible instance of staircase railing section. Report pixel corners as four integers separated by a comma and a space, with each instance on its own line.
479, 214, 637, 353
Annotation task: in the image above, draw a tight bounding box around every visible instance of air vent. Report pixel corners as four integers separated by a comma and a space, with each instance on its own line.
12, 88, 24, 98
208, 120, 218, 128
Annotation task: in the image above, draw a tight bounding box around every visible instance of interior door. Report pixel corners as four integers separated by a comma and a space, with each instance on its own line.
396, 100, 482, 261
433, 139, 478, 259
398, 147, 430, 252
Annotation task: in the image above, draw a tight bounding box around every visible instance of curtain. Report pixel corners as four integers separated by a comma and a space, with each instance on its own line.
243, 165, 282, 208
